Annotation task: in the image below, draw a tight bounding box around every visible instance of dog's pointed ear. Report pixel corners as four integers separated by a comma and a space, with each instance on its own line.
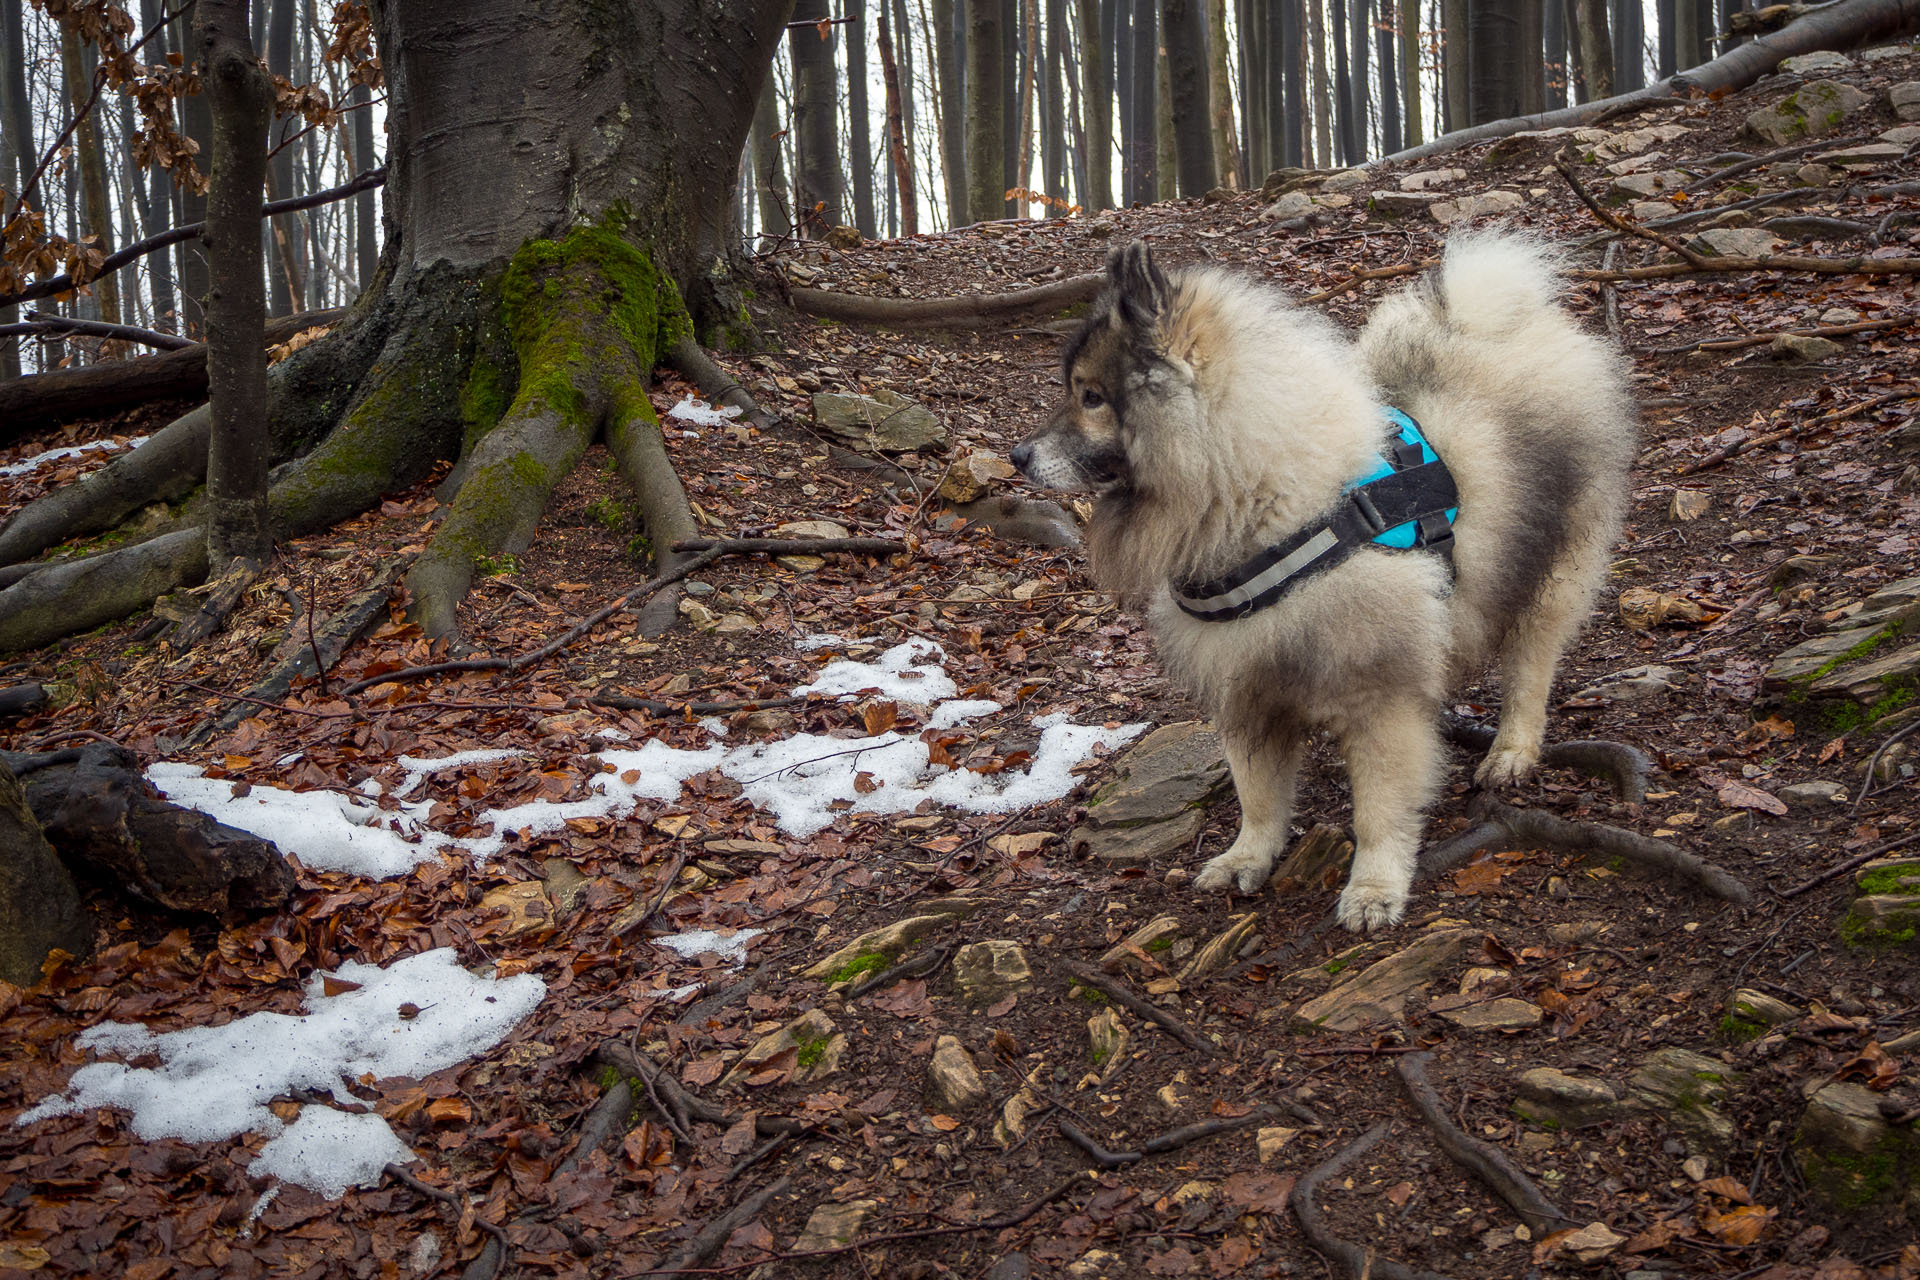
1107, 242, 1171, 339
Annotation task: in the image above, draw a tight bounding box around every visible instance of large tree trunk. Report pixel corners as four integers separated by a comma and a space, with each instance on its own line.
1077, 0, 1111, 209
1577, 0, 1616, 98
1205, 0, 1239, 187
1042, 0, 1066, 204
1309, 0, 1332, 163
878, 8, 919, 232
265, 0, 304, 316
752, 56, 790, 241
0, 0, 790, 653
791, 0, 842, 235
965, 0, 1006, 221
1400, 0, 1423, 144
0, 0, 31, 378
1161, 0, 1215, 194
61, 23, 122, 333
1128, 0, 1156, 198
847, 0, 878, 236
1442, 0, 1468, 128
935, 0, 969, 224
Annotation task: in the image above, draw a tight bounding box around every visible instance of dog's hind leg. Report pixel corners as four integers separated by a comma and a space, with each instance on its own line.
1476, 560, 1604, 787
1337, 699, 1442, 931
1194, 728, 1305, 894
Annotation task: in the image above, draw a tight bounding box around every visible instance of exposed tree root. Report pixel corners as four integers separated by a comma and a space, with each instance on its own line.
593, 1041, 807, 1138
789, 273, 1102, 329
1782, 830, 1920, 898
1440, 717, 1652, 804
1424, 796, 1754, 904
588, 691, 815, 718
647, 1175, 793, 1278
0, 529, 209, 653
666, 334, 777, 431
671, 535, 909, 557
1291, 1123, 1456, 1280
166, 556, 263, 651
1063, 960, 1218, 1056
1375, 0, 1920, 165
1057, 1104, 1298, 1168
1396, 1052, 1569, 1236
382, 1162, 510, 1280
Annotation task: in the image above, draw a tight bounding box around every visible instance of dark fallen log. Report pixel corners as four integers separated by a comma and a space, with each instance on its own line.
17, 744, 295, 915
0, 756, 91, 985
0, 683, 47, 718
0, 309, 345, 443
1376, 0, 1920, 166
789, 273, 1102, 330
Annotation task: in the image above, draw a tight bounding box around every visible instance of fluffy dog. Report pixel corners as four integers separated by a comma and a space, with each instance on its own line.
1012, 235, 1636, 930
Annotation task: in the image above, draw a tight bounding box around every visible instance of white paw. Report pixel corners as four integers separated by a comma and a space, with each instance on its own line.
1194, 845, 1275, 895
1475, 744, 1540, 788
1335, 880, 1408, 932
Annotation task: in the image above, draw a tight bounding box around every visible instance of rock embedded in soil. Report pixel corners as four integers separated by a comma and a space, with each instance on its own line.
1842, 893, 1920, 950
1178, 913, 1258, 981
1263, 190, 1316, 220
1778, 50, 1856, 75
1513, 1067, 1625, 1129
1778, 779, 1849, 808
1291, 925, 1476, 1033
1627, 1048, 1742, 1154
1742, 79, 1870, 146
1398, 167, 1466, 190
993, 1064, 1046, 1147
1099, 913, 1185, 970
1571, 664, 1679, 703
937, 452, 1016, 504
1668, 489, 1711, 522
794, 1198, 877, 1252
811, 389, 946, 454
1435, 997, 1544, 1031
1795, 1081, 1920, 1211
1727, 988, 1801, 1029
1891, 82, 1920, 122
1430, 190, 1524, 225
1771, 333, 1843, 362
952, 940, 1034, 1006
724, 1007, 845, 1085
802, 896, 983, 982
1256, 1126, 1300, 1162
1087, 1007, 1130, 1081
925, 1035, 988, 1113
1690, 227, 1784, 258
1071, 721, 1230, 868
1270, 823, 1354, 890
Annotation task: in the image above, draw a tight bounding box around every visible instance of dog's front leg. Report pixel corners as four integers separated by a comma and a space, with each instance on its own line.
1336, 701, 1442, 931
1194, 729, 1304, 894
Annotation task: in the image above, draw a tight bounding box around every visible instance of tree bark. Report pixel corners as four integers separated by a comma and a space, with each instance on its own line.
791, 0, 842, 235
1310, 0, 1332, 162
1128, 0, 1157, 197
1470, 0, 1535, 122
1546, 0, 1570, 106
266, 0, 303, 315
176, 28, 213, 335
351, 81, 379, 289
1331, 0, 1357, 160
935, 0, 969, 224
1162, 0, 1217, 194
1154, 25, 1175, 199
1205, 0, 1240, 186
198, 0, 275, 576
879, 9, 919, 232
1442, 0, 1468, 129
965, 0, 1006, 221
1349, 0, 1370, 155
1614, 0, 1646, 87
1043, 0, 1066, 205
0, 757, 89, 987
61, 23, 122, 332
0, 0, 31, 378
1577, 0, 1616, 98
1115, 0, 1133, 201
1400, 0, 1423, 143
847, 0, 878, 236
751, 54, 790, 241
1281, 0, 1304, 165
1080, 0, 1111, 208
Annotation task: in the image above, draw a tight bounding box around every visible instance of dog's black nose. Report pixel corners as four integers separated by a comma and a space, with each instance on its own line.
1010, 440, 1034, 474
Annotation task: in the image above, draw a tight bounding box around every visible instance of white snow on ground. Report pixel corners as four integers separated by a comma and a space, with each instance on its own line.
651, 928, 764, 966
0, 435, 148, 478
666, 395, 743, 428
145, 640, 1145, 875
17, 949, 544, 1198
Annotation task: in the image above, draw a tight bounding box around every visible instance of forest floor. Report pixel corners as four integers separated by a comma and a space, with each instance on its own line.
4, 42, 1920, 1280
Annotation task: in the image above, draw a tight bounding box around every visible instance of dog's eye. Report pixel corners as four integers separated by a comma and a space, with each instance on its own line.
1081, 388, 1105, 410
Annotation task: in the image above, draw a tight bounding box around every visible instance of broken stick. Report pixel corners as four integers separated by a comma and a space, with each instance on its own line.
1291, 1124, 1457, 1280
1396, 1052, 1569, 1236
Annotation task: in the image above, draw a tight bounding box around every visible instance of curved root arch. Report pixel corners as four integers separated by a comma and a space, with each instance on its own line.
0, 227, 703, 653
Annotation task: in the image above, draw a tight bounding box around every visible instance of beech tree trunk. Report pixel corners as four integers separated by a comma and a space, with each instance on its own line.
1162, 0, 1215, 194
61, 24, 121, 332
1577, 0, 1615, 98
1128, 0, 1156, 198
1400, 0, 1423, 145
878, 9, 919, 232
0, 0, 30, 378
966, 0, 1006, 221
847, 0, 878, 236
1080, 0, 1110, 208
934, 0, 969, 225
0, 0, 789, 653
1205, 0, 1239, 187
752, 59, 790, 240
792, 0, 842, 234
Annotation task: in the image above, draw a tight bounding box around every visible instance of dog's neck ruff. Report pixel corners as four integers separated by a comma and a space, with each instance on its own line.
1171, 408, 1459, 623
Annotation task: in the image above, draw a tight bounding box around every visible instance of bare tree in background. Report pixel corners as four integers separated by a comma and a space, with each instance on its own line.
965, 0, 1004, 221
791, 0, 842, 234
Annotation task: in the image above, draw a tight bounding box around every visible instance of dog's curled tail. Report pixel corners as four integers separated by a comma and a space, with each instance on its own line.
1431, 232, 1566, 338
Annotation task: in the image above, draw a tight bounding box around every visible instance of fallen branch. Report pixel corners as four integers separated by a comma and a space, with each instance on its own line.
612, 846, 692, 939
1675, 385, 1919, 474
650, 1175, 793, 1278
1299, 260, 1432, 304
1788, 834, 1920, 898
1290, 1123, 1456, 1280
594, 1041, 807, 1137
1063, 960, 1218, 1056
669, 536, 908, 557
588, 691, 815, 718
666, 335, 778, 432
383, 1163, 510, 1280
339, 547, 726, 697
1396, 1052, 1569, 1236
1440, 718, 1651, 803
1650, 314, 1915, 357
1678, 132, 1877, 197
789, 274, 1102, 329
2, 313, 195, 350
1374, 0, 1920, 166
1058, 1105, 1294, 1168
629, 1173, 1091, 1277
1424, 797, 1755, 904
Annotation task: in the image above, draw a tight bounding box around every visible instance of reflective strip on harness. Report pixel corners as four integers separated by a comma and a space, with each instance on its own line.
1170, 409, 1458, 623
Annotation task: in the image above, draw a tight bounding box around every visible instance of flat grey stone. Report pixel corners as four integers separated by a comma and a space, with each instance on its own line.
1841, 894, 1920, 948
1071, 722, 1230, 867
1262, 190, 1315, 220
1778, 779, 1849, 808
1892, 82, 1920, 122
1436, 997, 1543, 1031
1371, 189, 1445, 213
1293, 926, 1475, 1033
1770, 333, 1842, 361
1795, 1082, 1917, 1209
1855, 858, 1920, 895
1431, 190, 1524, 224
794, 1200, 878, 1252
1628, 1048, 1741, 1154
926, 1035, 988, 1112
1728, 988, 1799, 1027
953, 940, 1034, 1006
1514, 1067, 1624, 1128
1779, 50, 1856, 75
1765, 623, 1882, 685
1610, 170, 1690, 199
1573, 664, 1679, 704
1809, 641, 1920, 703
1881, 125, 1920, 146
1814, 141, 1907, 166
1743, 80, 1871, 145
812, 389, 946, 453
1398, 167, 1466, 191
1690, 227, 1784, 258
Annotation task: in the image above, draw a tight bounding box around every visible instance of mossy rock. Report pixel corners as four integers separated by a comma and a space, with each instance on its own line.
1841, 894, 1920, 950
1796, 1082, 1920, 1213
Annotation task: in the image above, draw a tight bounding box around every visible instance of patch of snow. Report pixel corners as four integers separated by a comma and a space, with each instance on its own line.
0, 435, 147, 478
793, 637, 956, 703
651, 928, 764, 967
396, 748, 523, 796
795, 633, 847, 650
929, 699, 1002, 729
667, 395, 744, 428
697, 716, 728, 736
17, 949, 544, 1198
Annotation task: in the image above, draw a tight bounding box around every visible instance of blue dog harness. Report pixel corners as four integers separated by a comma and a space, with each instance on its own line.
1171, 408, 1459, 622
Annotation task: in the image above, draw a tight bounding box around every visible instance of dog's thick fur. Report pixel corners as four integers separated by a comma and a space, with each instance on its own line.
1012, 234, 1637, 930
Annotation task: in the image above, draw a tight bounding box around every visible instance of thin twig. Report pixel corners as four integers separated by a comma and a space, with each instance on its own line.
1676, 386, 1920, 474
1852, 718, 1920, 818
1779, 830, 1920, 899
614, 846, 693, 939
1062, 961, 1218, 1056
383, 1163, 510, 1280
